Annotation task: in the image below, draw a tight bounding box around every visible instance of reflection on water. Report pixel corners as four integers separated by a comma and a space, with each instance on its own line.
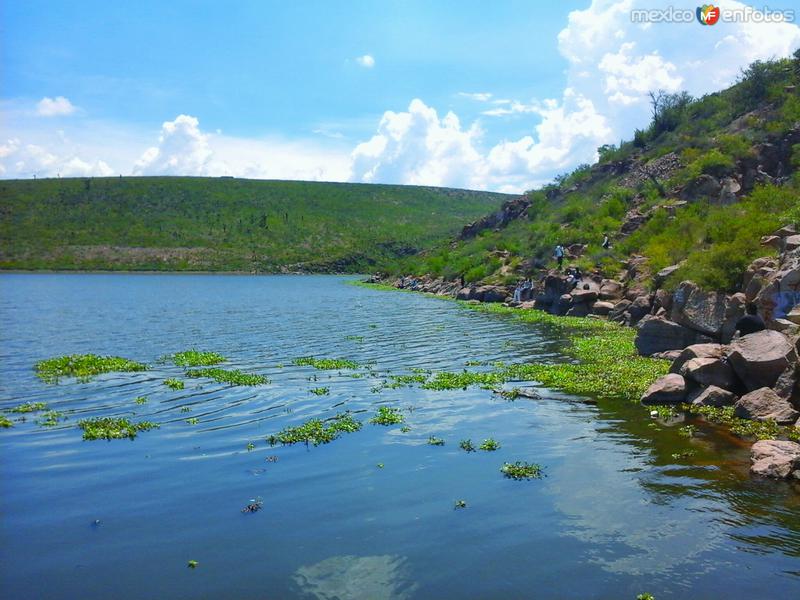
0, 274, 799, 600
293, 554, 417, 600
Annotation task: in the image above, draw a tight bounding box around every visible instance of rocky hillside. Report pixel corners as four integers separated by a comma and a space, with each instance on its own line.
371, 54, 800, 480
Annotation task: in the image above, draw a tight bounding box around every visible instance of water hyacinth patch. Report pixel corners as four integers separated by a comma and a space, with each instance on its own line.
163, 378, 185, 390
35, 354, 148, 383
185, 368, 269, 386
369, 406, 405, 425
459, 439, 476, 452
428, 436, 445, 446
37, 410, 63, 427
272, 413, 362, 446
292, 357, 360, 370
501, 461, 544, 480
186, 417, 199, 425
78, 417, 159, 440
10, 401, 48, 413
310, 387, 330, 395
0, 415, 13, 428
479, 438, 500, 451
172, 350, 226, 367
422, 370, 505, 391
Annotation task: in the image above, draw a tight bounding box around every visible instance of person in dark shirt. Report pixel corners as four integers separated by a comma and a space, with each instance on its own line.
735, 303, 766, 337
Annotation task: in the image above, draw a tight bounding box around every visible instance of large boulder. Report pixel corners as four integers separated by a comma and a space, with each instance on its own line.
755, 247, 800, 321
679, 357, 738, 390
727, 330, 797, 391
681, 174, 721, 200
634, 316, 698, 356
599, 279, 624, 301
734, 387, 799, 424
750, 440, 800, 479
476, 285, 509, 303
640, 373, 688, 405
670, 281, 728, 338
608, 299, 632, 324
774, 365, 800, 405
689, 385, 737, 407
627, 295, 653, 326
654, 264, 681, 287
591, 301, 615, 316
570, 288, 598, 304
720, 292, 747, 344
669, 343, 727, 374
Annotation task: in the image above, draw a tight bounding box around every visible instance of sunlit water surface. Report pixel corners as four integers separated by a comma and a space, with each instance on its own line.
1, 274, 798, 599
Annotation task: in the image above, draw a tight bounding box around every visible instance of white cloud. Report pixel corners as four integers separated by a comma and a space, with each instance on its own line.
0, 137, 112, 177
133, 114, 212, 175
458, 92, 493, 102
355, 54, 375, 68
350, 99, 487, 189
36, 96, 77, 117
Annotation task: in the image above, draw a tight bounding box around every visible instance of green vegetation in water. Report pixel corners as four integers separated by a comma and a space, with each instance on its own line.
186, 418, 199, 425
377, 463, 384, 469
344, 335, 364, 343
422, 370, 505, 391
35, 354, 148, 383
385, 373, 429, 388
678, 424, 697, 438
400, 425, 412, 433
9, 401, 48, 413
370, 406, 405, 426
272, 413, 362, 446
172, 349, 226, 367
501, 461, 544, 480
459, 439, 476, 452
1, 415, 14, 428
180, 406, 192, 413
292, 356, 360, 370
134, 396, 148, 405
671, 450, 697, 460
310, 387, 330, 395
246, 442, 255, 451
681, 404, 800, 442
187, 560, 198, 570
163, 378, 185, 390
37, 410, 63, 427
78, 416, 159, 440
496, 388, 521, 401
480, 438, 500, 451
185, 368, 269, 386
637, 594, 655, 600
454, 500, 467, 509
428, 436, 445, 446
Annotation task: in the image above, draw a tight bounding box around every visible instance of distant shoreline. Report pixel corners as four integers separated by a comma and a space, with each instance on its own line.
0, 269, 362, 276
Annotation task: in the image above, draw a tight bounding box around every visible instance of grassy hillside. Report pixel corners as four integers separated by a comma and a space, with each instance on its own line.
0, 178, 510, 272
388, 53, 800, 292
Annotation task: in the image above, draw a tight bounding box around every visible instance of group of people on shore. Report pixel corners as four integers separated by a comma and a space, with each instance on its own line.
553, 234, 611, 270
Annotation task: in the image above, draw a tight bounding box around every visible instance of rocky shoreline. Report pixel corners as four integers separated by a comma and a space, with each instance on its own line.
369, 223, 800, 481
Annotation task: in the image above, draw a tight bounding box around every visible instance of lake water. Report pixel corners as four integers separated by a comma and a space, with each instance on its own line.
1, 274, 798, 600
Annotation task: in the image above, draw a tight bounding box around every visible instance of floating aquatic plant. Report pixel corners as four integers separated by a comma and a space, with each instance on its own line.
680, 403, 800, 442
400, 425, 412, 433
246, 442, 255, 451
454, 500, 467, 509
273, 413, 362, 446
186, 418, 199, 425
134, 396, 148, 405
459, 439, 476, 452
427, 436, 445, 446
370, 406, 405, 425
187, 560, 198, 569
185, 368, 269, 386
163, 378, 185, 390
172, 349, 226, 367
671, 450, 696, 460
242, 497, 263, 513
37, 410, 63, 427
10, 401, 48, 413
501, 461, 544, 480
180, 406, 192, 413
480, 438, 500, 451
344, 335, 364, 343
422, 371, 505, 391
377, 463, 384, 469
292, 356, 360, 370
678, 424, 697, 438
0, 415, 13, 428
637, 594, 655, 600
310, 387, 330, 395
78, 416, 159, 440
35, 354, 148, 383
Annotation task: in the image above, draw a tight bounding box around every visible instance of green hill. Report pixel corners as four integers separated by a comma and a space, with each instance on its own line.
386, 53, 800, 292
0, 178, 511, 272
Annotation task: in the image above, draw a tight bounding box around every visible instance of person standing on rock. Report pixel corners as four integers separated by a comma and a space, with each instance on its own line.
602, 233, 611, 250
554, 244, 565, 270
735, 303, 766, 337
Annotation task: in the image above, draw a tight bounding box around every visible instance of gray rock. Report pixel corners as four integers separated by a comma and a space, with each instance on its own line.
734, 387, 799, 424
599, 279, 624, 301
670, 281, 727, 337
750, 440, 800, 479
634, 316, 698, 356
727, 330, 797, 391
669, 343, 727, 374
628, 295, 653, 326
591, 301, 615, 316
608, 299, 632, 324
690, 385, 737, 407
679, 357, 738, 390
654, 264, 681, 287
641, 374, 688, 405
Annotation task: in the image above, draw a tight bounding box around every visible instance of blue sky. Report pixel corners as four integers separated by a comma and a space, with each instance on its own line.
2, 0, 800, 191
